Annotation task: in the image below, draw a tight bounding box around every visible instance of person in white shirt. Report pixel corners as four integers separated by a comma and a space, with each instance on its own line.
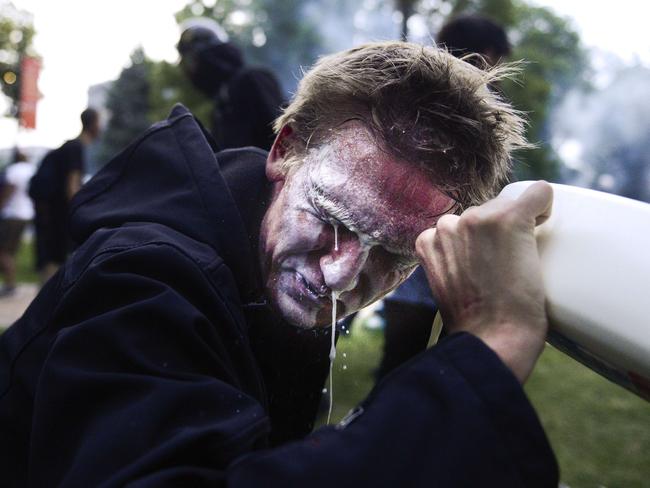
0, 148, 35, 296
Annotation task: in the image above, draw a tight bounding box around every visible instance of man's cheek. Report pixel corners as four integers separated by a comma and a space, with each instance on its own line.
283, 223, 328, 254
370, 266, 412, 300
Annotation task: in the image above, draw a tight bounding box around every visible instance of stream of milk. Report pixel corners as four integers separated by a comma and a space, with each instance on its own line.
326, 224, 340, 424
326, 291, 338, 424
333, 224, 339, 251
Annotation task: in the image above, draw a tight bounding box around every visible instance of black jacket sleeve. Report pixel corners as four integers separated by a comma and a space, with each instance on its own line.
29, 243, 557, 487
230, 333, 558, 488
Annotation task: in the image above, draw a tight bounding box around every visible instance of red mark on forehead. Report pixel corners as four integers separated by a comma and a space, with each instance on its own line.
372, 160, 451, 215
318, 123, 455, 252
333, 122, 451, 209
350, 167, 453, 251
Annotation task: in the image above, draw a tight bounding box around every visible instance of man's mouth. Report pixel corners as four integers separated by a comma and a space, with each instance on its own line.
295, 271, 330, 301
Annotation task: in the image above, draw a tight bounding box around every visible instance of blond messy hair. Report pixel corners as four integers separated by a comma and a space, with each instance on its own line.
274, 41, 529, 209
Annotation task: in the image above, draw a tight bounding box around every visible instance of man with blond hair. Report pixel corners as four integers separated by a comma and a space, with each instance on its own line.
0, 42, 557, 486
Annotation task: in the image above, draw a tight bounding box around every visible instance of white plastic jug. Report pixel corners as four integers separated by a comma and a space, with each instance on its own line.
500, 181, 650, 401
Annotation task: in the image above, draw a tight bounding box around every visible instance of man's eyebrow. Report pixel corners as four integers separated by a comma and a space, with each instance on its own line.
310, 188, 359, 230
310, 185, 417, 258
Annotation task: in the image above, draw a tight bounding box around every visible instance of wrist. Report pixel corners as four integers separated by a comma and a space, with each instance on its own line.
473, 321, 548, 384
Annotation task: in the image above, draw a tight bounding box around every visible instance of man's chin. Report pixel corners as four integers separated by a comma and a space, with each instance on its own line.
270, 292, 334, 329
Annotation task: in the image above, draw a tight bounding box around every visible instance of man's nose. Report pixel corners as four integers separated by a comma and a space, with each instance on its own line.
320, 233, 369, 293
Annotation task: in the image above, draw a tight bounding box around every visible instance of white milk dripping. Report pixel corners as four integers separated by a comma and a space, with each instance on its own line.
325, 222, 377, 423
333, 224, 339, 252
327, 290, 339, 424
326, 223, 340, 424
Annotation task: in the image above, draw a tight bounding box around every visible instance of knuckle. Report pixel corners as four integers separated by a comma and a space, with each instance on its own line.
435, 214, 457, 236
498, 206, 520, 227
458, 208, 484, 230
459, 201, 519, 232
415, 229, 436, 258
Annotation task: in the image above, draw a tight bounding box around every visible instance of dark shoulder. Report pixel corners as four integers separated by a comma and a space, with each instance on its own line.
61, 223, 248, 335
237, 67, 275, 82
230, 68, 283, 97
216, 147, 268, 169
60, 138, 83, 152
63, 223, 227, 291
58, 139, 83, 160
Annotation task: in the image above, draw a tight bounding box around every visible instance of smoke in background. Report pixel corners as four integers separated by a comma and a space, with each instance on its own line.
305, 0, 396, 54
304, 0, 448, 59
552, 63, 650, 202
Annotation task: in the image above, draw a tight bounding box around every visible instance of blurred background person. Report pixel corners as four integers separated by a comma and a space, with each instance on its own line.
436, 13, 511, 68
177, 17, 284, 151
0, 148, 34, 297
375, 14, 512, 380
30, 108, 101, 284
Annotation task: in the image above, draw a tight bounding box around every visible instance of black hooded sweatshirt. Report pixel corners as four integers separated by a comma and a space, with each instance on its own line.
0, 105, 558, 487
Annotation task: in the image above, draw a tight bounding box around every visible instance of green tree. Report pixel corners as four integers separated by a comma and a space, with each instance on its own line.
148, 60, 212, 125
372, 0, 588, 180
174, 0, 322, 92
148, 0, 324, 137
396, 0, 417, 40
148, 0, 588, 184
0, 1, 37, 119
95, 48, 152, 169
414, 0, 588, 181
501, 1, 589, 181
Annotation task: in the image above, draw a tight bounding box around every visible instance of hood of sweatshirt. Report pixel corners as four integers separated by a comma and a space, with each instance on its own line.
69, 104, 260, 299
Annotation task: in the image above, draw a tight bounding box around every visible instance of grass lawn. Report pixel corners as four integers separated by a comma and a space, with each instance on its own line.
14, 237, 39, 284
322, 317, 650, 488
527, 346, 650, 487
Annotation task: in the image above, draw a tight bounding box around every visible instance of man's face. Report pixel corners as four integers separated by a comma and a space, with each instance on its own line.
259, 122, 455, 328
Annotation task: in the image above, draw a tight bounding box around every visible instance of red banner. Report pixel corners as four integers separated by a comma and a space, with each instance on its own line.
19, 56, 41, 129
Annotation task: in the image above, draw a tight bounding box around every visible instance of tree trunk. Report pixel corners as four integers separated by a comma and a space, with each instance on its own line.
396, 0, 416, 41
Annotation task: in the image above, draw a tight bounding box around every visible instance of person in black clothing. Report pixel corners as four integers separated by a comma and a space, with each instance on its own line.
0, 42, 558, 486
177, 17, 284, 151
437, 14, 512, 67
32, 107, 101, 283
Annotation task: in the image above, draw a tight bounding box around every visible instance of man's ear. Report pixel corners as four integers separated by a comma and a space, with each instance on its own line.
266, 125, 295, 182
